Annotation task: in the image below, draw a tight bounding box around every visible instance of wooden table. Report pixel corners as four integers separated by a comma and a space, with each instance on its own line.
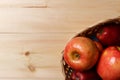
0, 0, 120, 80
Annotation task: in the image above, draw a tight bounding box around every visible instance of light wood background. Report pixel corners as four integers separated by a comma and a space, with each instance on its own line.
0, 0, 120, 80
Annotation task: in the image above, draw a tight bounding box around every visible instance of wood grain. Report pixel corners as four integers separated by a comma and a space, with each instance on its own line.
0, 0, 47, 8
0, 0, 119, 80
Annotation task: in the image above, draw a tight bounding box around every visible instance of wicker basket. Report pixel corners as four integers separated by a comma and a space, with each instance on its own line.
61, 17, 120, 80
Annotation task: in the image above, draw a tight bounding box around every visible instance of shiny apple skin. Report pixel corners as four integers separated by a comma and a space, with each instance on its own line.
97, 25, 120, 46
63, 37, 99, 71
97, 46, 120, 80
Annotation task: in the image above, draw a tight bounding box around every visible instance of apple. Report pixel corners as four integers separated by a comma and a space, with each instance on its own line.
71, 69, 101, 80
63, 37, 99, 71
97, 46, 120, 80
96, 25, 120, 46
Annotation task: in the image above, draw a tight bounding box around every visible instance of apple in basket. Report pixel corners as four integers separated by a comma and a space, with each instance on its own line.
63, 37, 99, 71
97, 46, 120, 80
71, 68, 101, 80
97, 25, 120, 46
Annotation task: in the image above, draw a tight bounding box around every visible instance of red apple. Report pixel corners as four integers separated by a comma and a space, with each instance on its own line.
97, 46, 120, 80
97, 25, 120, 46
63, 37, 99, 71
71, 68, 101, 80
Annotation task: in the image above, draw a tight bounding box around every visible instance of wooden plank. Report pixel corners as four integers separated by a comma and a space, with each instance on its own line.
0, 0, 47, 8
0, 32, 73, 79
0, 0, 119, 33
0, 8, 118, 33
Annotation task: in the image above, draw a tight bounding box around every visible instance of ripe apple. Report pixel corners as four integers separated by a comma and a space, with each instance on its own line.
63, 37, 99, 71
96, 25, 120, 46
97, 46, 120, 80
71, 68, 101, 80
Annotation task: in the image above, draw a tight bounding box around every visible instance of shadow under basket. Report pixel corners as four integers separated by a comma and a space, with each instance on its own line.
61, 17, 120, 80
